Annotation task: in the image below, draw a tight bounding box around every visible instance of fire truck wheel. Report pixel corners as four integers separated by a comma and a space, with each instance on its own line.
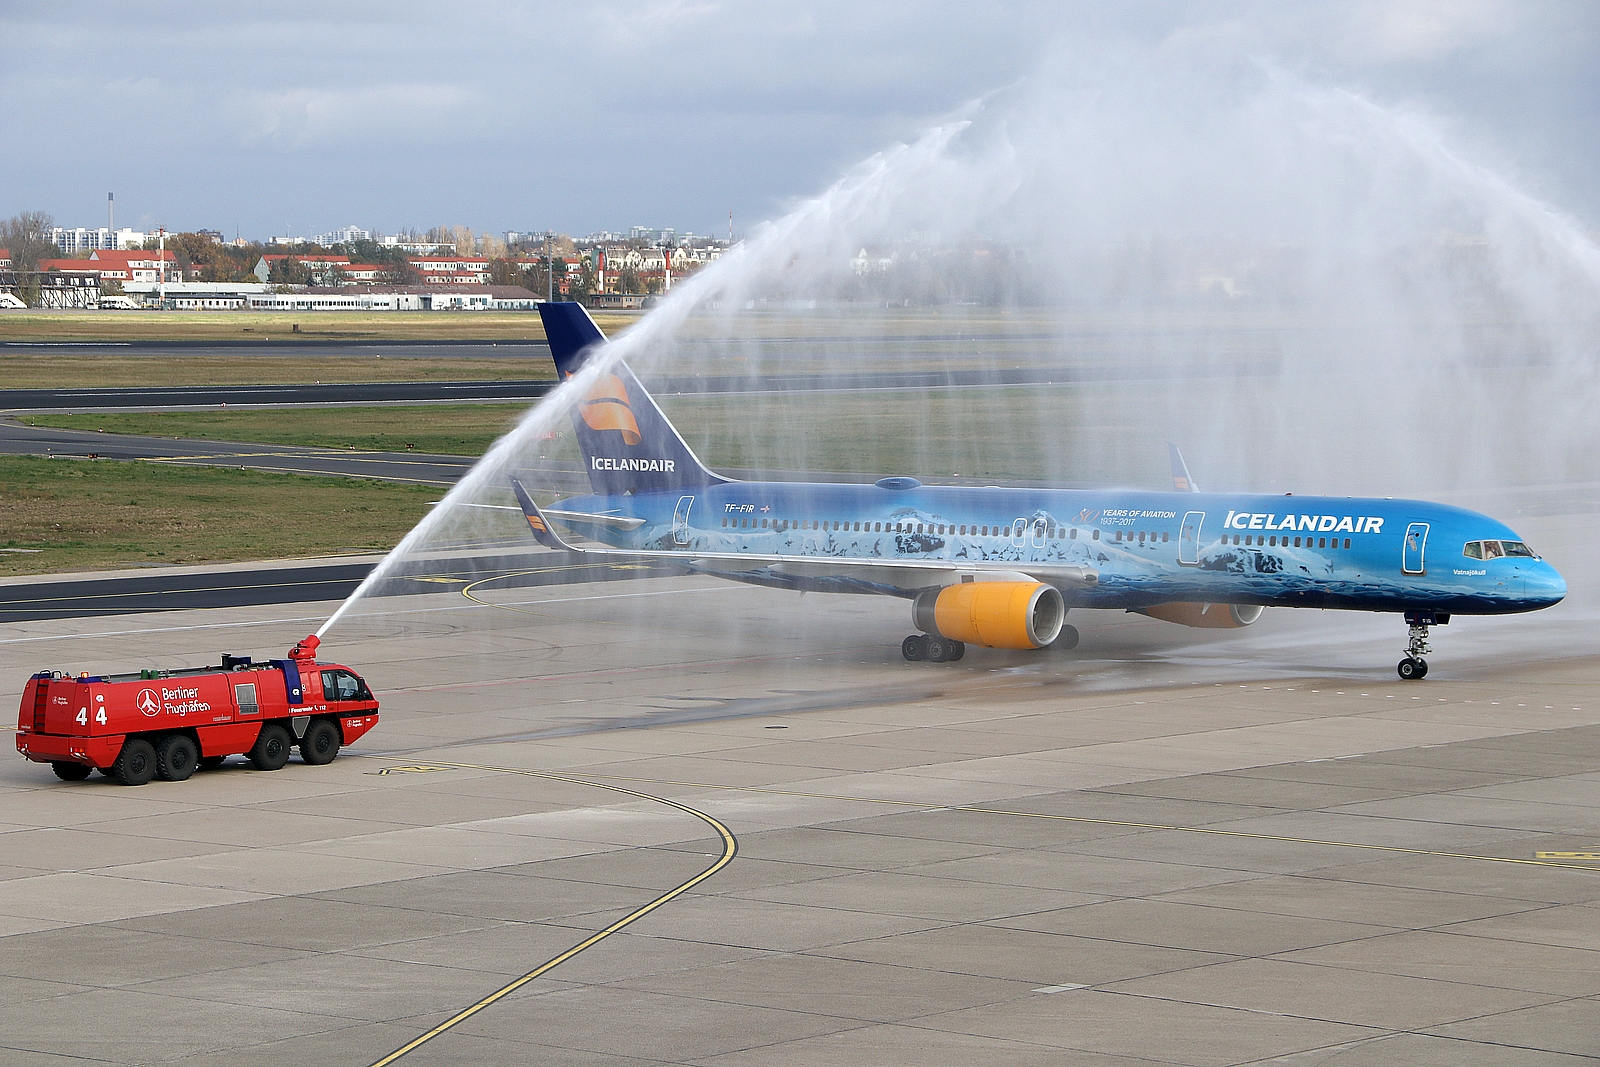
199, 756, 227, 771
156, 734, 198, 782
51, 761, 92, 782
248, 724, 292, 771
299, 719, 341, 766
113, 738, 158, 786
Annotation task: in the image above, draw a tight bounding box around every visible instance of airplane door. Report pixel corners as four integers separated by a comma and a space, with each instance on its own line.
673, 495, 694, 545
1402, 522, 1428, 574
1179, 511, 1204, 566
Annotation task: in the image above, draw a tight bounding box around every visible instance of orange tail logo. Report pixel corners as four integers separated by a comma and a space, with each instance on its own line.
579, 374, 641, 445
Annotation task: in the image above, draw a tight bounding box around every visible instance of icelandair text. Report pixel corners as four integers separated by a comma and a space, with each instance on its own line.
1224, 511, 1384, 534
592, 456, 676, 472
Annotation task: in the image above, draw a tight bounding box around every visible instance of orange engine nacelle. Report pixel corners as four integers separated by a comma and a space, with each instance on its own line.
1137, 603, 1264, 628
914, 582, 1065, 649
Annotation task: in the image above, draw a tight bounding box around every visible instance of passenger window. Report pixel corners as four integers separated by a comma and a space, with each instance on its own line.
1070, 528, 1078, 539
1233, 534, 1240, 546
1092, 529, 1099, 540
1343, 538, 1351, 549
1162, 532, 1168, 543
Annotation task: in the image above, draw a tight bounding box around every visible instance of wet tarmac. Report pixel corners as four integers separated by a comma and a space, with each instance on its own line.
0, 497, 1595, 1064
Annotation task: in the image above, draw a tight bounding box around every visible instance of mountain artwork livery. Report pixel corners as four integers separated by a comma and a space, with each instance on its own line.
515, 303, 1565, 680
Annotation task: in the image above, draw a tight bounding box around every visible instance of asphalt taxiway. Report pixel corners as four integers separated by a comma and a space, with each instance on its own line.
2, 502, 1596, 1066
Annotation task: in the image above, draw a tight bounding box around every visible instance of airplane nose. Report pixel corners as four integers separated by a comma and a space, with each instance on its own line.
1528, 561, 1567, 606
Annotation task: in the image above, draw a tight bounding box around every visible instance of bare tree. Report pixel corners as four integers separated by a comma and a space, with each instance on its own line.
451, 225, 474, 256
0, 211, 58, 272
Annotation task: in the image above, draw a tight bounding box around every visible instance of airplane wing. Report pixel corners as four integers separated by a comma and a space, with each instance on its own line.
509, 479, 1098, 597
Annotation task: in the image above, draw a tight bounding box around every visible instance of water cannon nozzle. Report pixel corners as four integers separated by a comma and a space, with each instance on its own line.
289, 634, 321, 661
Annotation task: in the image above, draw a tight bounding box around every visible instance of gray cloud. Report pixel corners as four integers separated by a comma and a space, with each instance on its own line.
1, 1, 1594, 237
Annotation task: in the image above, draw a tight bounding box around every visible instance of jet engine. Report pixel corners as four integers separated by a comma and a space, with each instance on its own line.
1137, 602, 1264, 628
913, 582, 1065, 649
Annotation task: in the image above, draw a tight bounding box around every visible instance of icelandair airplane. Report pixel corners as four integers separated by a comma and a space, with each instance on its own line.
511, 303, 1565, 679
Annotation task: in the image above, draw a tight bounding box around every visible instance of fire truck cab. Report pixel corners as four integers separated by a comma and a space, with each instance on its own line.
15, 635, 379, 786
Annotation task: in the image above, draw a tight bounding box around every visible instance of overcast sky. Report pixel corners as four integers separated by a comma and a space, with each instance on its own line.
2, 1, 1595, 240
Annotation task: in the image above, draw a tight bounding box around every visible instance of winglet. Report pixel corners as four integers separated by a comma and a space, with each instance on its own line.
510, 478, 581, 551
1167, 442, 1199, 493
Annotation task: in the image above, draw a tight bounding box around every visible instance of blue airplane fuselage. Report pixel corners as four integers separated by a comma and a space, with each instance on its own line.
552, 481, 1565, 616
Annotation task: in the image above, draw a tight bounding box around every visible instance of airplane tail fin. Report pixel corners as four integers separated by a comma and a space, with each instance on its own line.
538, 301, 725, 496
1167, 442, 1199, 493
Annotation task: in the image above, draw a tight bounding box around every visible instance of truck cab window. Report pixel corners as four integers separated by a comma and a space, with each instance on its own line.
321, 670, 370, 703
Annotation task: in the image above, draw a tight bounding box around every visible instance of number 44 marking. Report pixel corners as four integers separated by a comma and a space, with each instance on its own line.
75, 709, 107, 726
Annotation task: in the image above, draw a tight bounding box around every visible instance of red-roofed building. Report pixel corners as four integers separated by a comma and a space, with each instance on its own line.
39, 259, 103, 277
407, 254, 490, 284
0, 249, 10, 268
88, 249, 180, 284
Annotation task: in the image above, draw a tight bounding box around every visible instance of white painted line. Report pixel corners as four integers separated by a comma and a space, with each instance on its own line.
1032, 983, 1089, 994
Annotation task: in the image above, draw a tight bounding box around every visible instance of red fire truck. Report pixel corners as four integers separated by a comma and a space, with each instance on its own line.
15, 635, 379, 786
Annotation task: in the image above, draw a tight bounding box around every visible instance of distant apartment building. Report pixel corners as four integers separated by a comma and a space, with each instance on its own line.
312, 225, 372, 246
379, 236, 453, 254
44, 227, 149, 255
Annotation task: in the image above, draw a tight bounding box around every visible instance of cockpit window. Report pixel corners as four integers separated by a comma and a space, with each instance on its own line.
1463, 539, 1538, 560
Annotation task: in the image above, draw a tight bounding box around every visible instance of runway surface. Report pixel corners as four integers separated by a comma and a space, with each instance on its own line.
1, 498, 1596, 1066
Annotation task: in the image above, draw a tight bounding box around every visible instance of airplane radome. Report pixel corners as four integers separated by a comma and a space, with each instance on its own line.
514, 303, 1565, 681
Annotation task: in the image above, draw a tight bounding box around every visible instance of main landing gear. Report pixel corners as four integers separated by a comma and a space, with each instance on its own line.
900, 624, 1079, 663
1397, 609, 1449, 681
903, 634, 964, 662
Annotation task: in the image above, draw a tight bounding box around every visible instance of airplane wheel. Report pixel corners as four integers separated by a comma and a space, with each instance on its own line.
924, 636, 953, 662
1414, 658, 1429, 679
947, 640, 965, 662
1397, 657, 1422, 681
901, 635, 926, 661
1049, 625, 1080, 652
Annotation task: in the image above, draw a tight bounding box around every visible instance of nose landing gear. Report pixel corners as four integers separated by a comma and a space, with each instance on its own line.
1398, 610, 1448, 680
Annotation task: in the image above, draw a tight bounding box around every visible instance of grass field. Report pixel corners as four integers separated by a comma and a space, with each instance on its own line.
0, 310, 640, 343
22, 382, 1187, 486
0, 455, 439, 576
0, 352, 556, 389
21, 405, 532, 456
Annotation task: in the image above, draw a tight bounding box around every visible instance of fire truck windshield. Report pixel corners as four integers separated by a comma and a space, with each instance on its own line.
321, 670, 371, 703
